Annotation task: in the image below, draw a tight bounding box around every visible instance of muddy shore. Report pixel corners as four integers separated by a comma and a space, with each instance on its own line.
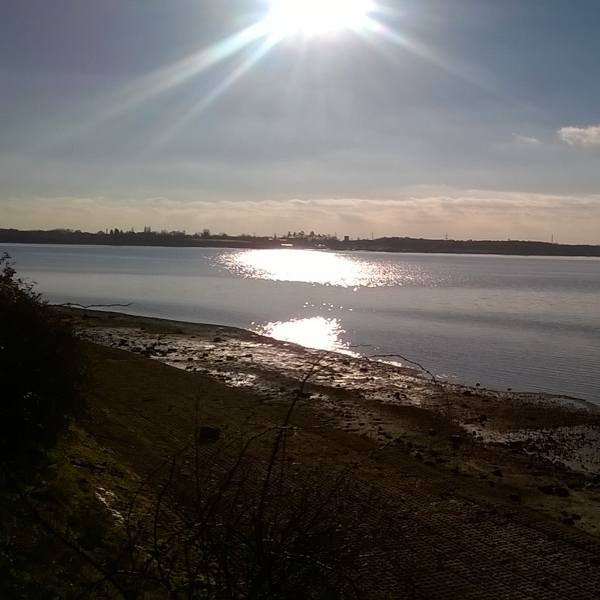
64, 307, 600, 523
53, 306, 600, 597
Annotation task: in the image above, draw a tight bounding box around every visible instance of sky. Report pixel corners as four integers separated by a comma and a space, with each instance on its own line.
1, 0, 599, 243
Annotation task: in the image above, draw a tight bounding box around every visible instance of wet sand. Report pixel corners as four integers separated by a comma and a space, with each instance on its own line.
53, 306, 600, 597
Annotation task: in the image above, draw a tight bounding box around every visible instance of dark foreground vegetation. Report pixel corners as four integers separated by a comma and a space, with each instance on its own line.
2, 227, 600, 256
0, 253, 84, 462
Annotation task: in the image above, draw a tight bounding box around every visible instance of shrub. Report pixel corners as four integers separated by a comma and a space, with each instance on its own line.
0, 253, 84, 462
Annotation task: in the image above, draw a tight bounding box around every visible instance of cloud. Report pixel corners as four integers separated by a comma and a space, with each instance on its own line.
2, 190, 600, 244
513, 134, 541, 147
558, 124, 600, 147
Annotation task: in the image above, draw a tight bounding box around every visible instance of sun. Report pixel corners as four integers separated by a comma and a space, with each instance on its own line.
265, 0, 374, 36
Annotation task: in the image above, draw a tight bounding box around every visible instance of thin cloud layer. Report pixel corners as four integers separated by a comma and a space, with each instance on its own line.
2, 191, 599, 245
558, 124, 600, 147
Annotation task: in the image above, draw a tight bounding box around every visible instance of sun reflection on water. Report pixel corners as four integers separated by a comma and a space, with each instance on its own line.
257, 316, 355, 354
220, 249, 427, 287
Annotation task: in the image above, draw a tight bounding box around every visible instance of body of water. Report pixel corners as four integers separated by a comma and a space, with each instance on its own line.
2, 243, 599, 404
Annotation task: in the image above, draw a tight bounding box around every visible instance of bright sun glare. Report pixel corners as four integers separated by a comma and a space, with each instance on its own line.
266, 0, 374, 36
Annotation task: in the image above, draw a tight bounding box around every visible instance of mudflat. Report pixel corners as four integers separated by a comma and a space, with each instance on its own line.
57, 306, 600, 598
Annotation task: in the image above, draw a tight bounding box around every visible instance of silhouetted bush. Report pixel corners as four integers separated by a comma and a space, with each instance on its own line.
0, 253, 84, 462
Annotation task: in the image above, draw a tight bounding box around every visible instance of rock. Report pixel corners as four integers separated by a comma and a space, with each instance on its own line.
572, 513, 582, 521
462, 390, 473, 396
451, 435, 462, 447
492, 468, 504, 478
562, 517, 575, 526
197, 426, 221, 444
509, 494, 521, 502
428, 429, 437, 436
213, 336, 223, 343
538, 485, 570, 498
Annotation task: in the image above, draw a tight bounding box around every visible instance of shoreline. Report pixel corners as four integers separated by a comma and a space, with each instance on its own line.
49, 305, 600, 595
60, 305, 600, 470
5, 234, 600, 257
60, 305, 597, 408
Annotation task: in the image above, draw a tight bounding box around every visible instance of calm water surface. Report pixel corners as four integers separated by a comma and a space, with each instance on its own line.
3, 244, 599, 404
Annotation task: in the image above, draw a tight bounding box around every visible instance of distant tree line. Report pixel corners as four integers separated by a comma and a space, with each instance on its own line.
1, 228, 600, 256
339, 236, 600, 257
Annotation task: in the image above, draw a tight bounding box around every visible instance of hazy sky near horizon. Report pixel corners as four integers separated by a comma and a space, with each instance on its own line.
1, 0, 600, 243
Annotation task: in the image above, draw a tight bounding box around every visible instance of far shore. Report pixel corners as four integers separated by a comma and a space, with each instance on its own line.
4, 229, 600, 256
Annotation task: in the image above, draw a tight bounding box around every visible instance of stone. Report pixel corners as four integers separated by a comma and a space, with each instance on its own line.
197, 426, 221, 444
538, 485, 570, 498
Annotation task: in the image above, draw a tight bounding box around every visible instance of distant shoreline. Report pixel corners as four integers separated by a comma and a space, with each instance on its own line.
3, 228, 600, 257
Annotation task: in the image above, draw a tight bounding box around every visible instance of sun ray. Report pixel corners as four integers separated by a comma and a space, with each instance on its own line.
38, 0, 515, 157
148, 35, 281, 149
363, 17, 510, 99
43, 22, 270, 149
